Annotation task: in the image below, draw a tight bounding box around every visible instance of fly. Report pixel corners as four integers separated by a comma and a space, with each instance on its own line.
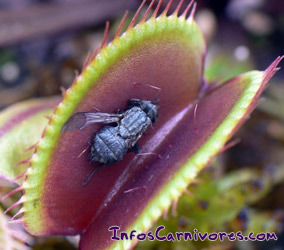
62, 99, 159, 185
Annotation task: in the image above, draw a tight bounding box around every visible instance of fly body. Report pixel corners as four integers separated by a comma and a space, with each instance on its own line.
62, 99, 158, 185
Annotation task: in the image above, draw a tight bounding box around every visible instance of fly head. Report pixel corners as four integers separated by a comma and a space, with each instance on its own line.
128, 99, 159, 123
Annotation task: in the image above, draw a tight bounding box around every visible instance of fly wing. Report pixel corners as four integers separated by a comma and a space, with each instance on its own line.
61, 112, 122, 132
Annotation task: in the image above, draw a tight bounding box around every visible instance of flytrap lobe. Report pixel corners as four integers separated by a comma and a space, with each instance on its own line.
0, 97, 59, 184
4, 0, 282, 250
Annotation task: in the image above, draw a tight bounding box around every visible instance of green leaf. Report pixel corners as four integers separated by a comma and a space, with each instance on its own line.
0, 97, 59, 184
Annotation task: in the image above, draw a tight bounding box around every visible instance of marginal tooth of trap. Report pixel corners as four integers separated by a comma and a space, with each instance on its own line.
190, 178, 202, 184
87, 48, 98, 65
8, 218, 23, 224
115, 11, 129, 39
127, 0, 147, 31
82, 52, 93, 70
171, 198, 179, 217
2, 186, 23, 201
140, 0, 155, 23
219, 138, 241, 153
187, 2, 197, 21
60, 86, 67, 98
40, 127, 48, 140
162, 207, 169, 220
24, 142, 38, 152
44, 115, 52, 122
264, 56, 283, 76
263, 55, 284, 84
14, 170, 27, 181
100, 21, 110, 49
151, 0, 162, 19
181, 0, 194, 19
161, 0, 174, 16
15, 157, 32, 167
4, 197, 24, 214
10, 208, 25, 221
173, 0, 185, 17
184, 189, 193, 197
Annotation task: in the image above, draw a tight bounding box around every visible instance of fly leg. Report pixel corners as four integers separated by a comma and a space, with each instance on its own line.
117, 109, 124, 114
128, 143, 141, 154
134, 143, 141, 154
131, 144, 158, 157
83, 164, 105, 186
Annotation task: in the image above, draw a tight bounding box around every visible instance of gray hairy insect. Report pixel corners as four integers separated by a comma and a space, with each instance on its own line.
62, 99, 159, 185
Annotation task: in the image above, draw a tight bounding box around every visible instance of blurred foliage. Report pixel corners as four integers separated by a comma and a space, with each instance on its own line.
0, 206, 32, 250
136, 159, 284, 249
258, 83, 284, 123
204, 53, 253, 84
